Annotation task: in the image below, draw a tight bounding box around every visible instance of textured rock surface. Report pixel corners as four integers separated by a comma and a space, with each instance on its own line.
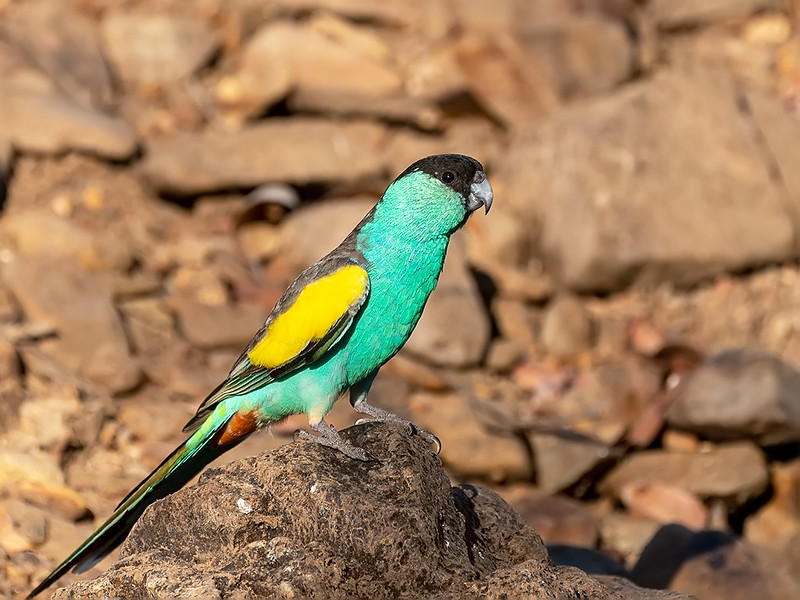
52, 424, 692, 600
666, 350, 800, 445
498, 67, 795, 292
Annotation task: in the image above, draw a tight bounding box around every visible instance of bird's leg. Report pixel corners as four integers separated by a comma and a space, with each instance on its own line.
350, 377, 442, 454
294, 417, 373, 462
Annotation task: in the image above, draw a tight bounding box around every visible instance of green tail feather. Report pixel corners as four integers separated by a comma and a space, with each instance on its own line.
27, 422, 246, 598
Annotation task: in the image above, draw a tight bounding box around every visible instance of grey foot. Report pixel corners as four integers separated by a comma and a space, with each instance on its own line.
352, 399, 441, 454
293, 419, 373, 462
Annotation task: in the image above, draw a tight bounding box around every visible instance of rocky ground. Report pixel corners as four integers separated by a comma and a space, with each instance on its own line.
1, 0, 800, 598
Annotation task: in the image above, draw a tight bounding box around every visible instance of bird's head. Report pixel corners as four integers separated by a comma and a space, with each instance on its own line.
380, 154, 493, 238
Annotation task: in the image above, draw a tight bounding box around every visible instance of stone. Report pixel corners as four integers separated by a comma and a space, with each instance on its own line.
500, 487, 599, 548
600, 512, 662, 568
744, 458, 800, 549
741, 86, 800, 255
408, 393, 531, 482
141, 118, 387, 195
648, 0, 779, 29
0, 209, 133, 273
619, 482, 708, 530
216, 21, 401, 118
528, 431, 612, 494
497, 68, 795, 292
0, 447, 64, 487
279, 197, 376, 272
520, 15, 636, 98
288, 89, 443, 130
540, 293, 594, 357
169, 297, 267, 351
601, 442, 769, 504
547, 546, 628, 577
100, 12, 218, 87
18, 393, 81, 452
2, 0, 114, 107
1, 255, 141, 394
455, 33, 559, 126
3, 481, 90, 522
0, 87, 137, 159
666, 350, 800, 445
631, 525, 800, 600
50, 423, 682, 599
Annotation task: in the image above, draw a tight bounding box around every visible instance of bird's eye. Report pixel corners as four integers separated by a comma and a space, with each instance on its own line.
441, 171, 455, 184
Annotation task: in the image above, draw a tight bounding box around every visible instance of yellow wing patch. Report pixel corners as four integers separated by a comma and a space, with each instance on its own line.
247, 264, 369, 369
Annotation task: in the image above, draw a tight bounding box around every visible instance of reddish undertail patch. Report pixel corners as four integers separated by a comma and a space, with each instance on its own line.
216, 410, 260, 446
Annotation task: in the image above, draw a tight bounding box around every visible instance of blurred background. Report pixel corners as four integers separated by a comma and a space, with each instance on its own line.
1, 0, 800, 598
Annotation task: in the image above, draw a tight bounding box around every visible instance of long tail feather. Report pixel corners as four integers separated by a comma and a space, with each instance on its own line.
26, 414, 250, 598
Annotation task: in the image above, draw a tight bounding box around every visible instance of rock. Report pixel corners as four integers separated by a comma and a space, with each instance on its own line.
0, 447, 64, 487
403, 238, 491, 368
100, 12, 218, 87
647, 0, 778, 29
631, 525, 800, 600
169, 297, 266, 351
601, 442, 769, 504
540, 293, 594, 357
744, 458, 800, 549
2, 0, 113, 107
600, 512, 662, 568
279, 197, 376, 272
619, 482, 708, 530
216, 20, 401, 118
2, 480, 90, 522
17, 393, 81, 452
548, 545, 628, 576
288, 89, 443, 130
50, 423, 681, 600
596, 575, 695, 600
498, 67, 794, 292
528, 430, 612, 494
500, 487, 600, 547
0, 501, 36, 554
2, 255, 142, 394
666, 350, 800, 445
455, 33, 559, 126
141, 118, 387, 195
484, 338, 525, 373
0, 209, 133, 273
409, 393, 531, 482
0, 87, 137, 159
741, 87, 800, 255
520, 15, 636, 98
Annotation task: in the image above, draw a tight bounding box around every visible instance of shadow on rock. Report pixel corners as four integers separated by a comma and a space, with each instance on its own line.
54, 423, 695, 599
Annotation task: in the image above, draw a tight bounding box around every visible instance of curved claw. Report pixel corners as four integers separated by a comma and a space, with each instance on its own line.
355, 418, 441, 454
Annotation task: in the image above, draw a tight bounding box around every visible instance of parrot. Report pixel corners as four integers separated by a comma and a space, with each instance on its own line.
27, 153, 493, 598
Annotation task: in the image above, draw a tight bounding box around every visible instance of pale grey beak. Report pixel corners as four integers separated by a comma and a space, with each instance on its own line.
467, 170, 493, 214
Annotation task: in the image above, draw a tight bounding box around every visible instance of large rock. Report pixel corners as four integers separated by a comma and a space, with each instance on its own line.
497, 67, 795, 292
141, 118, 388, 195
1, 255, 141, 394
631, 525, 800, 600
216, 20, 401, 118
2, 0, 114, 107
648, 0, 779, 29
601, 442, 769, 504
0, 87, 137, 159
100, 13, 218, 87
666, 350, 800, 445
52, 423, 693, 599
